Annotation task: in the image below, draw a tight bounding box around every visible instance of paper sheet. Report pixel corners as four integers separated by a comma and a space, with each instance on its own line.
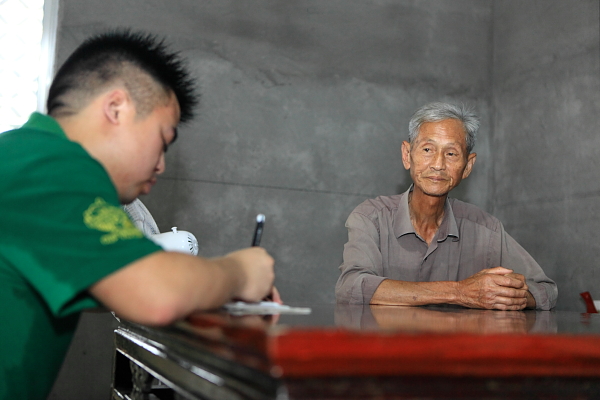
223, 301, 312, 315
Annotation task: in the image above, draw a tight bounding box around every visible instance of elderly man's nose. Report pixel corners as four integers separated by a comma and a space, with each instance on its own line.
431, 152, 445, 170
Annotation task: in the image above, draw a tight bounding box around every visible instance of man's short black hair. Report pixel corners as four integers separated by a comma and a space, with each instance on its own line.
47, 29, 198, 123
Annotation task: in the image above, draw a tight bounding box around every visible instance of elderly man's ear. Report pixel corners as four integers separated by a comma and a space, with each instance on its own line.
462, 153, 477, 179
401, 141, 412, 170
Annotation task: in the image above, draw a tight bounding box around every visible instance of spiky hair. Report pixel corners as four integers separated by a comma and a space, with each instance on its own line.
47, 29, 198, 123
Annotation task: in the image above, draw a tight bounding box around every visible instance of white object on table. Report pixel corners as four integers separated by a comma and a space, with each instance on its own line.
223, 301, 312, 315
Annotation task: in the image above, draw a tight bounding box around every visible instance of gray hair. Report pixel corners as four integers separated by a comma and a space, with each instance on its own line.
408, 102, 480, 153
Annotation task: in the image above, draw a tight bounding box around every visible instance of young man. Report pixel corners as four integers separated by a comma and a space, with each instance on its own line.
0, 30, 276, 399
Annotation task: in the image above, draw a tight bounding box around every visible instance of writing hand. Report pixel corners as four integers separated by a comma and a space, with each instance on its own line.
223, 247, 275, 303
264, 286, 283, 304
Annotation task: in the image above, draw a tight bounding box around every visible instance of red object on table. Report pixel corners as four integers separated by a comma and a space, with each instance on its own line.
580, 291, 598, 313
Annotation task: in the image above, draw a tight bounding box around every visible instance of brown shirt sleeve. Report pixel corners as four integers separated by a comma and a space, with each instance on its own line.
336, 210, 387, 304
497, 226, 558, 310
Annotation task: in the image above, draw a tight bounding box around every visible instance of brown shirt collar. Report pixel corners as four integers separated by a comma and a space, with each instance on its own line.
393, 185, 460, 242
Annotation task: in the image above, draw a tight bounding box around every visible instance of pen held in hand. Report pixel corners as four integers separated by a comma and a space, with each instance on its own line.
252, 214, 265, 246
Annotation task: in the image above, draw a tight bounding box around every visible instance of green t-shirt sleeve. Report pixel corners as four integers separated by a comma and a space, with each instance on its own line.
0, 129, 162, 317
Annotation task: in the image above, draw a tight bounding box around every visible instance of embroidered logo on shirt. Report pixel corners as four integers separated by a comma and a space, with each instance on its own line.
83, 197, 143, 244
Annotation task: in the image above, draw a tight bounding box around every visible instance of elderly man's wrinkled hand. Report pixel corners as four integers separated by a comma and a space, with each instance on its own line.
503, 271, 529, 292
455, 267, 528, 310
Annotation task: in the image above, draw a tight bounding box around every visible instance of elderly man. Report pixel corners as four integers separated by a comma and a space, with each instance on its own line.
0, 30, 275, 399
336, 102, 557, 310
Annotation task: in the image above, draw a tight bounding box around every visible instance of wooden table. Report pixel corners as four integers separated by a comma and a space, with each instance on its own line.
111, 304, 600, 399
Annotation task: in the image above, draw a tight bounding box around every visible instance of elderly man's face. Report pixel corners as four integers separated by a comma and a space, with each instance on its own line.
401, 118, 476, 198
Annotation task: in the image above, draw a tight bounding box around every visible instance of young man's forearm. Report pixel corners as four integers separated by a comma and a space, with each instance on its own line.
90, 248, 274, 325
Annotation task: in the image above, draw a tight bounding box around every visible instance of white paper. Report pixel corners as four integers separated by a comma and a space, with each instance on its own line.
223, 301, 312, 315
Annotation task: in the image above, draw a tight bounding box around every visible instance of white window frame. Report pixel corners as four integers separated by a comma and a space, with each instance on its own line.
0, 0, 59, 133
38, 0, 59, 112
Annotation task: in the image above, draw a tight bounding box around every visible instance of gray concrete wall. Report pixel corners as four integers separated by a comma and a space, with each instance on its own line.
491, 0, 600, 312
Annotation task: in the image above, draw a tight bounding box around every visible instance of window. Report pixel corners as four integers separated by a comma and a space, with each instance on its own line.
0, 0, 58, 133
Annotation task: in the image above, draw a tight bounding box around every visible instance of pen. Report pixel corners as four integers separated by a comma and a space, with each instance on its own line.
251, 214, 265, 246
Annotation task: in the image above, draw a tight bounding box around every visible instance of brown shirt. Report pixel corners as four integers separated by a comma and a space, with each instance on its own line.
335, 187, 558, 310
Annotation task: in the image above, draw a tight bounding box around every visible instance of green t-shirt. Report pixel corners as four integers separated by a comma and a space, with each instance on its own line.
0, 113, 162, 399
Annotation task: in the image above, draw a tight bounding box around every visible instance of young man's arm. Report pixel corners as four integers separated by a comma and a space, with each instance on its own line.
89, 247, 274, 325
